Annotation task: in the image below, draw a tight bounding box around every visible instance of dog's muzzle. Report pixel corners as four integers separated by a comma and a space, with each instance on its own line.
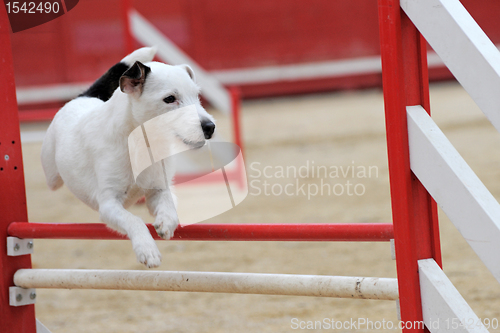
181, 137, 206, 149
201, 121, 216, 139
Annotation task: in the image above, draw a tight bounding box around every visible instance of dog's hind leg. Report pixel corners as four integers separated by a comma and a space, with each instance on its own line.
99, 198, 162, 268
40, 127, 64, 191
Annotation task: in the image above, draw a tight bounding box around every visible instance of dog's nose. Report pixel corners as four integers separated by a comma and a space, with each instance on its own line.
201, 121, 216, 139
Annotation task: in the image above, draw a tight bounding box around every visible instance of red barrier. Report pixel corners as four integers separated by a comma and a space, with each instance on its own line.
10, 0, 500, 97
18, 108, 59, 122
8, 223, 394, 242
121, 0, 134, 54
0, 6, 37, 332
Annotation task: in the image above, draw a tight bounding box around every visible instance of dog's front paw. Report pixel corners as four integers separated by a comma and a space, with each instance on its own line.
153, 211, 179, 240
133, 240, 162, 268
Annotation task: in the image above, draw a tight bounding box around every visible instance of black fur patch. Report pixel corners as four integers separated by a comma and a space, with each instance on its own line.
79, 62, 130, 102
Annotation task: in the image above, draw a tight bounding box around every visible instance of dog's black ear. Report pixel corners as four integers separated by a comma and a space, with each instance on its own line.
119, 61, 151, 96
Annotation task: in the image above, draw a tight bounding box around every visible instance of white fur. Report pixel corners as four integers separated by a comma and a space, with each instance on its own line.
41, 47, 215, 268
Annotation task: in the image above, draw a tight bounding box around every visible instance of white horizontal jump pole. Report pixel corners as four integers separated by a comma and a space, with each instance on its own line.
14, 269, 398, 300
408, 105, 500, 283
401, 0, 500, 134
419, 259, 488, 333
129, 9, 231, 115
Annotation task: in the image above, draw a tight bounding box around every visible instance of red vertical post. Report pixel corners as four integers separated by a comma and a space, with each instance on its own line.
121, 0, 134, 55
0, 6, 37, 333
229, 87, 243, 154
378, 0, 442, 332
229, 87, 245, 189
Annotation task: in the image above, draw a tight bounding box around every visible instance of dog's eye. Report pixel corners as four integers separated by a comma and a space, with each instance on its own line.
164, 95, 176, 104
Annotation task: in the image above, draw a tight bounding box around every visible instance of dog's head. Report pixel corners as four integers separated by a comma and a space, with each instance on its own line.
119, 61, 215, 149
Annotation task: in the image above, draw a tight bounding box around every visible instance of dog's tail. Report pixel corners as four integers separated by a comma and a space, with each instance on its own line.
121, 46, 157, 66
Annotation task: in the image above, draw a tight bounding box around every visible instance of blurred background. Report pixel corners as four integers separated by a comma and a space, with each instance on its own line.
9, 0, 500, 332
12, 0, 500, 105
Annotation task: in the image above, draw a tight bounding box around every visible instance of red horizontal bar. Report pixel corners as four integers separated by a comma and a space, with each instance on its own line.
8, 223, 393, 242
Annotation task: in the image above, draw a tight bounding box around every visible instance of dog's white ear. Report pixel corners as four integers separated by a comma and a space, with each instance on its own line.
120, 61, 151, 96
180, 64, 195, 82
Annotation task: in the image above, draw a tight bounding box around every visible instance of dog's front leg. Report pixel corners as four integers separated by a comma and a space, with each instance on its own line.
99, 199, 162, 268
146, 188, 179, 239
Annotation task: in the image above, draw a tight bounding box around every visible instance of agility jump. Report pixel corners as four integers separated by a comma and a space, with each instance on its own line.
2, 0, 500, 332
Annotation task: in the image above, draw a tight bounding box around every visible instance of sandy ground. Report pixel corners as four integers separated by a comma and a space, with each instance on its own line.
19, 82, 500, 332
